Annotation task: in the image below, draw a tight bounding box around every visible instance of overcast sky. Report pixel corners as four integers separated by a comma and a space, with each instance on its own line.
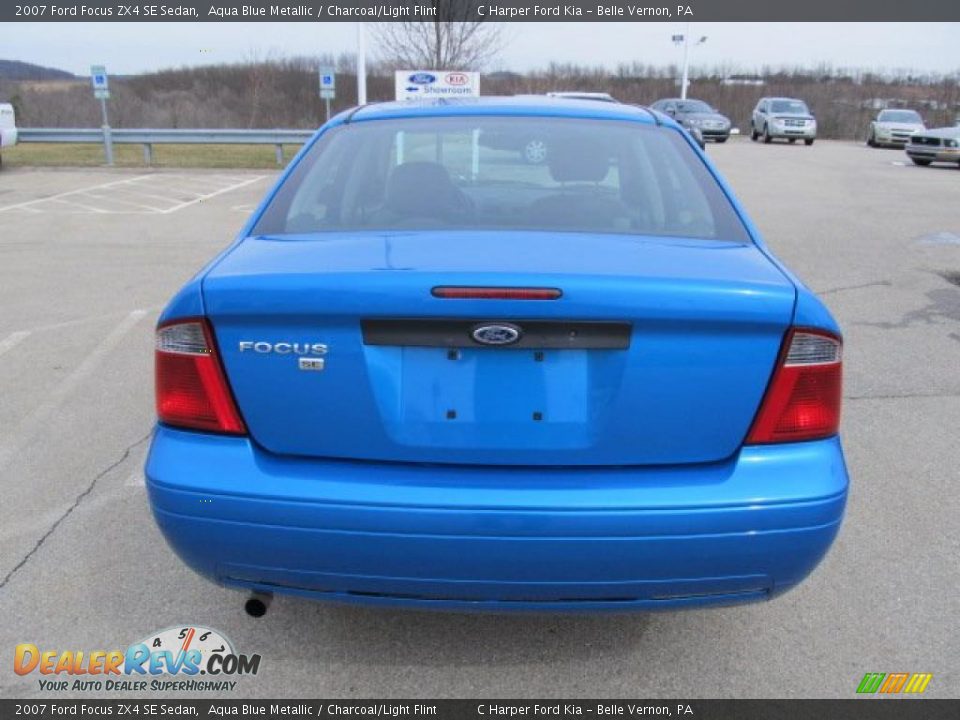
4, 22, 959, 76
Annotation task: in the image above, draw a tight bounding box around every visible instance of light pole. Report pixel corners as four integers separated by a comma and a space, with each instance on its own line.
356, 22, 367, 105
674, 23, 707, 100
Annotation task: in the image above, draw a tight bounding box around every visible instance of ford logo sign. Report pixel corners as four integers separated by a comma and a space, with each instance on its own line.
472, 323, 522, 346
408, 73, 436, 85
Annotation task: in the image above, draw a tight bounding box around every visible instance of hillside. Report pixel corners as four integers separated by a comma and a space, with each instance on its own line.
3, 59, 958, 139
0, 59, 75, 81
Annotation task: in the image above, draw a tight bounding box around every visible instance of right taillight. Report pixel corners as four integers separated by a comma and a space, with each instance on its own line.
746, 328, 842, 444
155, 318, 246, 435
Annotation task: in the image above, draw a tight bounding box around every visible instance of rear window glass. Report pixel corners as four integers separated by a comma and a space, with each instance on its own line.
252, 117, 750, 242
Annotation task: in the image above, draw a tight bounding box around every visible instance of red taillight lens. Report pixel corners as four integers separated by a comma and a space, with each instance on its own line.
432, 286, 562, 300
746, 328, 842, 444
155, 319, 246, 435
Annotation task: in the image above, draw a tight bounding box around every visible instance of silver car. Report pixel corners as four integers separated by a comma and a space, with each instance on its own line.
751, 97, 817, 145
905, 126, 960, 167
649, 99, 732, 143
867, 109, 925, 148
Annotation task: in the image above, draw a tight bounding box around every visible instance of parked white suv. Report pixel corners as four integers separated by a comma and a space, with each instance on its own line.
0, 103, 18, 166
751, 97, 816, 145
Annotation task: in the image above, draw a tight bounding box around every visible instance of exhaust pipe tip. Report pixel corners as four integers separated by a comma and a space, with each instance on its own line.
244, 592, 272, 618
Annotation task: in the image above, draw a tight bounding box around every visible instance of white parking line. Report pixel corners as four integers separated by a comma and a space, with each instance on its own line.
0, 174, 267, 215
145, 176, 247, 196
0, 175, 154, 213
0, 331, 30, 359
107, 186, 195, 205
0, 310, 148, 471
162, 175, 266, 214
49, 197, 110, 213
3, 307, 164, 338
153, 174, 235, 187
125, 444, 150, 487
76, 191, 167, 212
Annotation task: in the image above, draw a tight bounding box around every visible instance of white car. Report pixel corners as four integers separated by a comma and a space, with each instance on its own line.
905, 126, 960, 167
0, 103, 18, 166
867, 109, 925, 148
751, 97, 817, 145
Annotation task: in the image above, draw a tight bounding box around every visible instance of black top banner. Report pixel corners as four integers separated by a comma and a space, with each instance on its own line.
1, 699, 960, 719
3, 0, 960, 22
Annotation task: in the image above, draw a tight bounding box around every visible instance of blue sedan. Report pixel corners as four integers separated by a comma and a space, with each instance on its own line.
146, 97, 848, 614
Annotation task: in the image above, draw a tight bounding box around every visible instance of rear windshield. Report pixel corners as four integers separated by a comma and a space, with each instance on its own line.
253, 117, 750, 242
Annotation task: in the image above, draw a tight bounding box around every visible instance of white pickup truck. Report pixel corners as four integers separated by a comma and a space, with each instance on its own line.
0, 103, 18, 166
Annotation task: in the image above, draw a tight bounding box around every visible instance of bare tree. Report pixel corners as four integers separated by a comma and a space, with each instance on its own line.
371, 2, 504, 70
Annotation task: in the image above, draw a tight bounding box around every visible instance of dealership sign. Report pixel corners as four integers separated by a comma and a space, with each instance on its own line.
394, 71, 480, 101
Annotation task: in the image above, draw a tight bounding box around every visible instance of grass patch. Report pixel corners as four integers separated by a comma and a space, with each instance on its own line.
1, 143, 303, 169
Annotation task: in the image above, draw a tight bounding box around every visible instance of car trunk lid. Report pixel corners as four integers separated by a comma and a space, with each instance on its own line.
203, 231, 796, 466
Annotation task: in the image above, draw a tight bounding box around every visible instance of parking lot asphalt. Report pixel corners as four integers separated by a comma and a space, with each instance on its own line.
0, 142, 957, 699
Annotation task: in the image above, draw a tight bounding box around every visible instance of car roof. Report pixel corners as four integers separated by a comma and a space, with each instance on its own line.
344, 96, 658, 125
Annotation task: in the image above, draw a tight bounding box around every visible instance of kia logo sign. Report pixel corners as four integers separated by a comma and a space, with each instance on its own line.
445, 73, 470, 86
407, 73, 436, 85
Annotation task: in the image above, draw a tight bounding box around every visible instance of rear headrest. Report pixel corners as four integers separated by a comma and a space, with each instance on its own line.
548, 142, 610, 183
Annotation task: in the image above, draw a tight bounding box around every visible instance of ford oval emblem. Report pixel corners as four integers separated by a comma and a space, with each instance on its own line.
472, 323, 522, 346
408, 73, 436, 85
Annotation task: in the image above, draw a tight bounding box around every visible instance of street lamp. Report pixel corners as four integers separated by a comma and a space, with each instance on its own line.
356, 22, 367, 105
672, 23, 707, 100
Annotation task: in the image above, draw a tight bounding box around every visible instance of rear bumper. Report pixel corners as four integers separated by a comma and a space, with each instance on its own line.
146, 426, 848, 612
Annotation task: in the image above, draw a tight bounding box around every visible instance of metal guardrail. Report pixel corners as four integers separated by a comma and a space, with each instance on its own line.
17, 128, 317, 165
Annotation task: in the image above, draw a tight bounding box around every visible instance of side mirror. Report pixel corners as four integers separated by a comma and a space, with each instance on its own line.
666, 108, 676, 116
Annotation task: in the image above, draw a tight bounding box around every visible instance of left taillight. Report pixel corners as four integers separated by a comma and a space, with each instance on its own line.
746, 328, 842, 445
155, 318, 246, 435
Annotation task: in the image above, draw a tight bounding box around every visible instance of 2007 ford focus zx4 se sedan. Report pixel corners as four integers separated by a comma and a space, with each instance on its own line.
146, 97, 848, 614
